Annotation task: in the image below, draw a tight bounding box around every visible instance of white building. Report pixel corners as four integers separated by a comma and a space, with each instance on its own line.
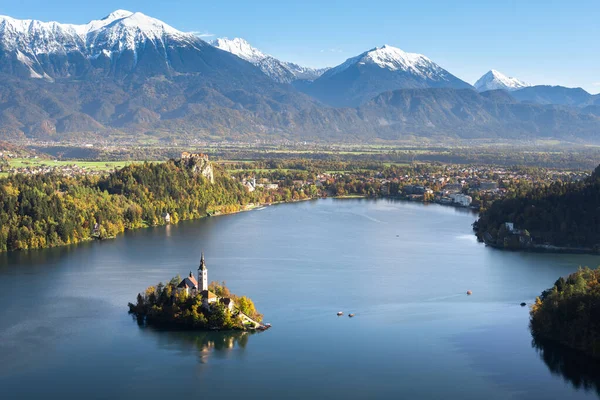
449, 193, 472, 207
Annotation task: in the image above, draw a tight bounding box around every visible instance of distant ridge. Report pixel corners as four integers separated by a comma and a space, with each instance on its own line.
511, 85, 598, 107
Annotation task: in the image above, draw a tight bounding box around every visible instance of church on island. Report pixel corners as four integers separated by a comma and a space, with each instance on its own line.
177, 253, 234, 311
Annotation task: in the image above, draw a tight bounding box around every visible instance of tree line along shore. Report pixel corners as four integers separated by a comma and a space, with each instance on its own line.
475, 164, 600, 252
531, 267, 600, 359
0, 155, 595, 253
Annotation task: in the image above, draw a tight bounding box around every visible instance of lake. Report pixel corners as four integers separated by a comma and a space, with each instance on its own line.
1, 198, 600, 399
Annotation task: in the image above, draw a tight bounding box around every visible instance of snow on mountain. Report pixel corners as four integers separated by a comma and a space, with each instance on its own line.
211, 37, 265, 63
211, 37, 328, 83
306, 44, 473, 107
0, 10, 195, 54
474, 70, 529, 92
0, 10, 203, 78
323, 45, 447, 80
283, 62, 329, 81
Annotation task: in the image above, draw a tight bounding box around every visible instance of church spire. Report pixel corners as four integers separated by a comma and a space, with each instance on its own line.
198, 251, 208, 291
199, 252, 206, 270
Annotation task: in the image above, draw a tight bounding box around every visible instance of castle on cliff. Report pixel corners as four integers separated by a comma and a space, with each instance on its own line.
180, 152, 214, 183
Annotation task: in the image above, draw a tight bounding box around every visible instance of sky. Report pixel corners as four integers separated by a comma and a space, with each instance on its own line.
1, 0, 599, 93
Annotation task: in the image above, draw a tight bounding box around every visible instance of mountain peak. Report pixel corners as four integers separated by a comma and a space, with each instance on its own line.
308, 45, 472, 107
475, 69, 529, 92
0, 10, 203, 79
324, 44, 442, 81
211, 37, 328, 83
363, 45, 432, 72
102, 10, 134, 21
98, 11, 187, 37
211, 37, 266, 63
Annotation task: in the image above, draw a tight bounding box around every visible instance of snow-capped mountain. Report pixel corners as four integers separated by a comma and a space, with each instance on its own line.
325, 45, 446, 79
302, 45, 472, 107
474, 70, 529, 92
0, 10, 322, 138
211, 37, 328, 83
0, 10, 223, 79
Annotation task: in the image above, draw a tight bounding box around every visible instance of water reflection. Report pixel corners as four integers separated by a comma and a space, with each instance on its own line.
138, 325, 254, 364
533, 336, 600, 397
0, 242, 89, 270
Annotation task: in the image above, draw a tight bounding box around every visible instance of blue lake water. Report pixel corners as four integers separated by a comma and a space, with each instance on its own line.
1, 198, 600, 399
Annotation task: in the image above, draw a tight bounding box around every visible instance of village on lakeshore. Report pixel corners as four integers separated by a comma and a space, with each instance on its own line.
2, 147, 588, 212
128, 253, 268, 331
238, 163, 587, 209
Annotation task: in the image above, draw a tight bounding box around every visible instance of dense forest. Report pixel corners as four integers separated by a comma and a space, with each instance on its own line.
128, 279, 262, 330
530, 267, 600, 358
0, 156, 400, 253
475, 164, 600, 250
0, 158, 255, 252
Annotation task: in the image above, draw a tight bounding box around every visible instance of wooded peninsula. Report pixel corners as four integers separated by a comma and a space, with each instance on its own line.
475, 164, 600, 252
530, 267, 600, 358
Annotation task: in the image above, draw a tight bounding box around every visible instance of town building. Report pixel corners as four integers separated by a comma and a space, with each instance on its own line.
479, 181, 499, 191
449, 193, 472, 207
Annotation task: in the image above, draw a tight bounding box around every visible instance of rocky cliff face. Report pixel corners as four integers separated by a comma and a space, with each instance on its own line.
181, 152, 214, 183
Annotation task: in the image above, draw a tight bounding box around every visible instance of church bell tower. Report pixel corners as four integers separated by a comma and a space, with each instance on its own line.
198, 252, 208, 291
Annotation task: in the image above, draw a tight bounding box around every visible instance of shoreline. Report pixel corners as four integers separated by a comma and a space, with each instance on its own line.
5, 193, 588, 256
0, 197, 320, 254
0, 195, 476, 254
482, 240, 598, 255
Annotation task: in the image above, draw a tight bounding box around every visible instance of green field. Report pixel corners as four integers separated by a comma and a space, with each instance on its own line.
5, 158, 160, 173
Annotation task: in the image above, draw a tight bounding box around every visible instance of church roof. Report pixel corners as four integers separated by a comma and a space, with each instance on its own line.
178, 276, 198, 289
200, 290, 217, 299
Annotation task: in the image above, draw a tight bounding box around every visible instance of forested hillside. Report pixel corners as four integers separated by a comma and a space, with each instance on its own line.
475, 164, 600, 250
0, 159, 253, 252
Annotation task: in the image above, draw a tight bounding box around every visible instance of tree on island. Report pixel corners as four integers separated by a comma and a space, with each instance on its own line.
128, 278, 262, 331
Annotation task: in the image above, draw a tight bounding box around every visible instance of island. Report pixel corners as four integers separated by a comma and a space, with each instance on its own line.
128, 253, 266, 331
530, 267, 600, 358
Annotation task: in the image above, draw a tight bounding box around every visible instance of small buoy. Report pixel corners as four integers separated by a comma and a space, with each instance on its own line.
520, 302, 526, 307
349, 313, 355, 318
466, 290, 472, 295
337, 311, 343, 316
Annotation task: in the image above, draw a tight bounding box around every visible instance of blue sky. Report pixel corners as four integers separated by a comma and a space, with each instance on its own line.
2, 0, 599, 93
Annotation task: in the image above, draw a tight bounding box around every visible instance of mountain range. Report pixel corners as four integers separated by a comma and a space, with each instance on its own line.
0, 10, 599, 143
